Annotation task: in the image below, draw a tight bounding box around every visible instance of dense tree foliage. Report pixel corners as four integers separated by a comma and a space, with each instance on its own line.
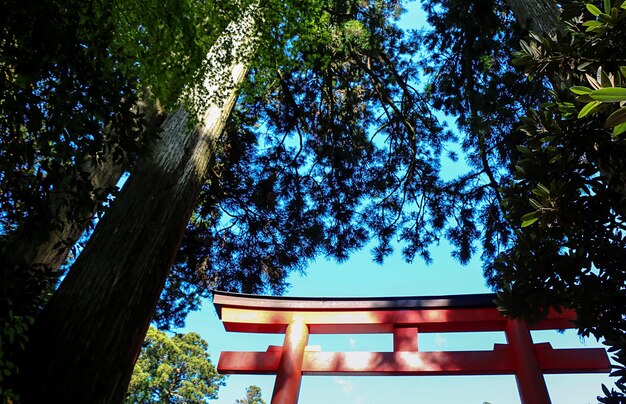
125, 327, 225, 403
487, 0, 626, 398
0, 0, 143, 322
0, 0, 144, 398
418, 0, 626, 397
416, 0, 550, 266
0, 0, 228, 279
18, 2, 263, 400
235, 385, 266, 404
0, 0, 231, 398
2, 0, 624, 400
156, 0, 455, 328
15, 0, 464, 401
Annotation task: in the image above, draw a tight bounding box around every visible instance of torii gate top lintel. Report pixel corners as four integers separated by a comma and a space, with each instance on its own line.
212, 291, 610, 404
213, 290, 498, 314
212, 290, 574, 334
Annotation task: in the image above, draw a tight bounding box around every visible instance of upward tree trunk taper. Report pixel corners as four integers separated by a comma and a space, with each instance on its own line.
14, 100, 163, 274
1, 97, 163, 329
506, 0, 560, 35
21, 3, 260, 402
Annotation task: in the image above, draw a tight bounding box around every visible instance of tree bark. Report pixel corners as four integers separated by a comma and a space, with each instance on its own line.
20, 3, 260, 403
15, 100, 164, 272
1, 99, 163, 321
506, 0, 560, 35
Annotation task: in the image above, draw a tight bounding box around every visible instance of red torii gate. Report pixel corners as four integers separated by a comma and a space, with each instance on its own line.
213, 291, 610, 404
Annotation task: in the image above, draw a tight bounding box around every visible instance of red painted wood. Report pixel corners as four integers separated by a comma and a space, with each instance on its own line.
505, 319, 550, 404
271, 322, 309, 404
213, 293, 610, 404
393, 326, 418, 352
219, 306, 576, 334
532, 344, 611, 373
218, 345, 610, 375
218, 351, 282, 374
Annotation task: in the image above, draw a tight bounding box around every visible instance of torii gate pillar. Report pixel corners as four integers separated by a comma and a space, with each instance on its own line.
506, 319, 550, 404
271, 321, 309, 404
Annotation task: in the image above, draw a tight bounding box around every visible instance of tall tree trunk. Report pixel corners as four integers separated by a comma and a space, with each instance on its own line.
1, 100, 163, 319
13, 100, 164, 273
20, 3, 260, 403
506, 0, 560, 35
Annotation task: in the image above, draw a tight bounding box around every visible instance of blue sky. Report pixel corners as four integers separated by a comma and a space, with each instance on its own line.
182, 3, 614, 403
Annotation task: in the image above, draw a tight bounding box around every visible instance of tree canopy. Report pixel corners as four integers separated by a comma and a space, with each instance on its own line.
419, 0, 626, 398
125, 327, 225, 403
11, 0, 462, 401
488, 1, 626, 398
1, 0, 625, 401
235, 385, 266, 404
156, 0, 454, 327
0, 0, 230, 257
0, 0, 232, 398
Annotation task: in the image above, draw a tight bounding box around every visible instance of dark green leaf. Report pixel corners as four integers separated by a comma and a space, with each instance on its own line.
583, 20, 603, 30
578, 100, 601, 118
521, 211, 539, 222
605, 106, 626, 127
537, 184, 551, 196
589, 87, 626, 102
521, 216, 539, 227
613, 121, 626, 136
570, 86, 593, 95
597, 12, 613, 23
586, 3, 602, 15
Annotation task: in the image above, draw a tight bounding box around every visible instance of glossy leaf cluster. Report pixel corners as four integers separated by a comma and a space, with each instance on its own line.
488, 0, 626, 397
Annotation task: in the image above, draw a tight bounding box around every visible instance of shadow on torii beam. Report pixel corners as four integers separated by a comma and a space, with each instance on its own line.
212, 291, 610, 404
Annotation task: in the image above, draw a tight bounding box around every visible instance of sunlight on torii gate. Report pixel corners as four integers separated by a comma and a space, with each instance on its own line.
213, 291, 610, 404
